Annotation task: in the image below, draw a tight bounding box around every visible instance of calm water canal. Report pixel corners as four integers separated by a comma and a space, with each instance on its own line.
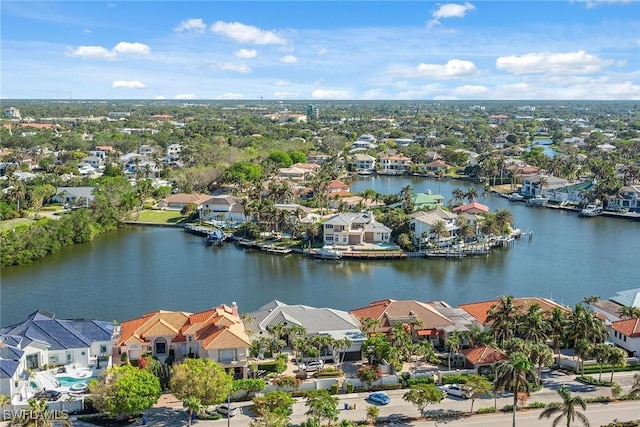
1, 176, 638, 326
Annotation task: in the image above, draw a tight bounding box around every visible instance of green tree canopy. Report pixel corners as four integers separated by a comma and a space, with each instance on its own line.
169, 358, 233, 406
304, 389, 339, 426
88, 364, 161, 420
402, 384, 444, 418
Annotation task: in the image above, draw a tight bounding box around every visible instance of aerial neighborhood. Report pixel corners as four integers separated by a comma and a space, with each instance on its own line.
1, 101, 639, 266
1, 100, 640, 424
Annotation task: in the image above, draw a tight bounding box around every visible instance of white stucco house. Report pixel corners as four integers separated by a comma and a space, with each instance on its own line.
323, 212, 391, 247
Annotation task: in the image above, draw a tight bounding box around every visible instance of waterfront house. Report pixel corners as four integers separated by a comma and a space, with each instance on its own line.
409, 209, 458, 242
278, 166, 314, 181
51, 187, 95, 206
547, 180, 597, 204
158, 193, 211, 210
379, 154, 412, 174
350, 299, 460, 348
420, 160, 452, 173
115, 303, 250, 378
390, 191, 444, 211
199, 195, 246, 222
609, 318, 640, 357
452, 201, 489, 215
458, 297, 570, 330
243, 300, 364, 361
0, 310, 114, 370
327, 180, 351, 195
322, 212, 391, 247
0, 334, 28, 402
520, 175, 569, 197
588, 288, 640, 323
607, 185, 640, 212
352, 153, 376, 171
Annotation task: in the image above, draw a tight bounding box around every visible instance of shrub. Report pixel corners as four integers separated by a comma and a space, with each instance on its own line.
199, 412, 223, 421
330, 383, 338, 395
477, 407, 496, 414
258, 362, 282, 373
441, 374, 468, 384
353, 383, 403, 393
407, 377, 434, 387
527, 401, 546, 409
500, 404, 514, 412
315, 368, 343, 378
576, 375, 613, 387
272, 375, 300, 390
346, 382, 354, 393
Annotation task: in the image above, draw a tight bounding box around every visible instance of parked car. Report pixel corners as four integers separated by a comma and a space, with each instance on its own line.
216, 403, 239, 417
437, 384, 469, 398
302, 360, 324, 372
367, 392, 391, 405
34, 390, 62, 401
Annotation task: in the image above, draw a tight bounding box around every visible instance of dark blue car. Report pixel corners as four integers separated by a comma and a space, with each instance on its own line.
368, 392, 390, 405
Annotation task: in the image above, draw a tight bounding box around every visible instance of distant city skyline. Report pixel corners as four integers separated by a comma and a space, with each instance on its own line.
1, 1, 639, 100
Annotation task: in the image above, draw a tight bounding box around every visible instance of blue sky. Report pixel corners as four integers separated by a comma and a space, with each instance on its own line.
1, 1, 639, 100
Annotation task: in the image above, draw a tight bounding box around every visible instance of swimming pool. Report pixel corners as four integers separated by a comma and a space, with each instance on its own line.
56, 376, 97, 387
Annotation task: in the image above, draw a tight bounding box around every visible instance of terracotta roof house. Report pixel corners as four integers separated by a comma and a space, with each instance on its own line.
452, 201, 490, 215
420, 160, 452, 172
460, 345, 508, 369
609, 318, 640, 357
379, 154, 412, 174
157, 193, 212, 210
327, 180, 351, 194
350, 299, 458, 347
115, 303, 250, 378
459, 297, 570, 327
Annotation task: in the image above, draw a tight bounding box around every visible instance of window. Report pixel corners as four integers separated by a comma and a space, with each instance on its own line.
26, 354, 39, 370
155, 341, 167, 354
218, 349, 237, 364
325, 224, 333, 229
100, 345, 107, 353
326, 235, 333, 242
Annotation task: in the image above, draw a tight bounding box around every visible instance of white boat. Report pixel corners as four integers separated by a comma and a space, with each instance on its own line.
314, 248, 342, 260
508, 193, 524, 202
579, 204, 603, 217
526, 197, 549, 206
358, 170, 374, 176
205, 229, 227, 245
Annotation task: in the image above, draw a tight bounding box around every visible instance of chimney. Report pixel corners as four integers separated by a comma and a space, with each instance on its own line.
231, 302, 238, 317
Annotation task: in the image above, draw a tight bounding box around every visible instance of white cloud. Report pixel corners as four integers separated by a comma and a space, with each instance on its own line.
572, 0, 631, 8
112, 80, 146, 89
428, 2, 475, 27
154, 96, 166, 99
174, 18, 207, 33
215, 63, 252, 73
210, 21, 287, 45
216, 93, 244, 100
275, 80, 290, 86
311, 89, 350, 99
392, 59, 479, 79
68, 42, 150, 60
68, 45, 117, 60
317, 48, 328, 55
174, 94, 198, 99
84, 29, 92, 34
280, 55, 298, 64
496, 50, 613, 75
234, 49, 257, 59
274, 91, 298, 98
113, 42, 150, 55
452, 85, 489, 97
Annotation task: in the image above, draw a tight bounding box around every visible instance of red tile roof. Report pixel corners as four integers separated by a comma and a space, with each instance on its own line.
611, 318, 640, 337
459, 297, 569, 325
460, 345, 508, 366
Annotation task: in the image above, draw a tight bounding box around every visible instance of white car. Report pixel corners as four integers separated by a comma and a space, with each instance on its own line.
437, 384, 470, 399
216, 403, 239, 417
301, 360, 324, 372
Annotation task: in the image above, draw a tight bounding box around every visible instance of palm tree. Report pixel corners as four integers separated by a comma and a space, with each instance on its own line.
607, 346, 627, 383
333, 337, 352, 372
446, 333, 462, 370
451, 188, 465, 205
548, 308, 568, 363
464, 187, 478, 202
530, 343, 554, 383
518, 304, 549, 345
487, 295, 519, 347
359, 317, 381, 337
399, 185, 415, 213
494, 209, 514, 235
573, 339, 592, 376
536, 176, 549, 197
495, 352, 536, 427
629, 373, 640, 396
592, 343, 610, 382
618, 306, 640, 319
431, 219, 448, 243
538, 386, 589, 427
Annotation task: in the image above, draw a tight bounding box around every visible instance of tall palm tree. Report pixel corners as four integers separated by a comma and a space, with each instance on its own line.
536, 176, 549, 197
446, 332, 462, 370
548, 308, 568, 363
607, 347, 627, 383
538, 386, 589, 427
464, 187, 478, 203
487, 295, 519, 347
494, 209, 514, 235
573, 339, 592, 376
518, 304, 550, 345
530, 343, 554, 383
495, 352, 536, 427
592, 343, 610, 382
431, 219, 448, 243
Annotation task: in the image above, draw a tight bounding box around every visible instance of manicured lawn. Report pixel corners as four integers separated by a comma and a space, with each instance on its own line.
132, 210, 187, 224
0, 217, 35, 232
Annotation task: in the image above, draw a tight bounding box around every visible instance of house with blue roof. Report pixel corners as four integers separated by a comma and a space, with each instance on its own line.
0, 309, 115, 401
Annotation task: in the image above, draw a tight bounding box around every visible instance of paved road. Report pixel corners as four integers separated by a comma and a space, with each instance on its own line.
30, 370, 639, 427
